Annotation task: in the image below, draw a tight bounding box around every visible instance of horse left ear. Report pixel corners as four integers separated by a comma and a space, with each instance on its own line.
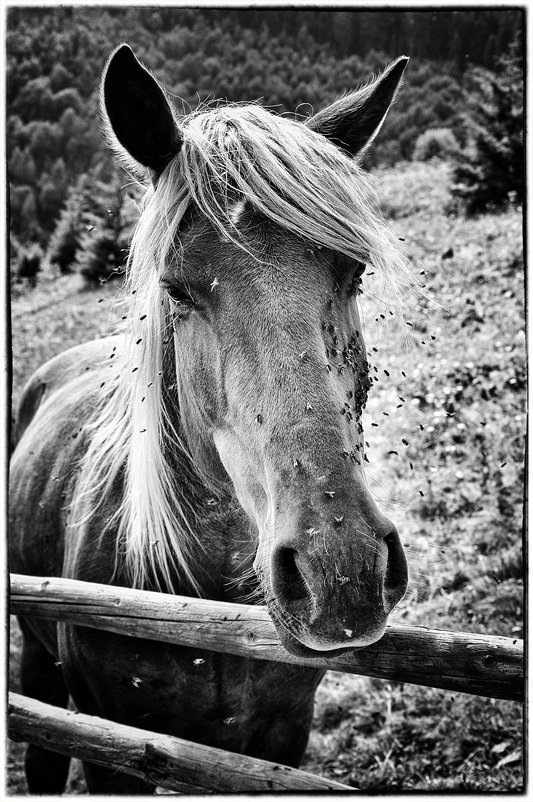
102, 44, 182, 176
306, 57, 409, 158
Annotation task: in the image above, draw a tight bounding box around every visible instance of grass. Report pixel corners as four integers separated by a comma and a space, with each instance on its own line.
8, 161, 525, 793
10, 269, 127, 414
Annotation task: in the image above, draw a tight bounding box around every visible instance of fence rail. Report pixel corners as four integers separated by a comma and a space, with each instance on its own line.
9, 693, 353, 792
10, 574, 524, 701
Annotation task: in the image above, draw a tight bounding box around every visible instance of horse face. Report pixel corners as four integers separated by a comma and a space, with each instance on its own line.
103, 45, 410, 655
168, 204, 408, 655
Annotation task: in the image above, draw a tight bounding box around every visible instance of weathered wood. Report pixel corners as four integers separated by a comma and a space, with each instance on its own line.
8, 693, 353, 792
11, 574, 524, 701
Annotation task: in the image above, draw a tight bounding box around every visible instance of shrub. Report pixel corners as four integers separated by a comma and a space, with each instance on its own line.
450, 39, 523, 215
413, 128, 459, 161
76, 228, 121, 286
16, 243, 43, 287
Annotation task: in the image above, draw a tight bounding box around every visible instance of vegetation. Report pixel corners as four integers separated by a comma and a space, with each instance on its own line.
413, 128, 459, 161
9, 161, 524, 793
47, 176, 91, 275
15, 243, 43, 287
7, 7, 523, 273
451, 39, 524, 214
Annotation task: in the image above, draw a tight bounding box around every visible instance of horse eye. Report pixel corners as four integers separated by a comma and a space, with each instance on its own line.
165, 285, 196, 306
347, 261, 366, 297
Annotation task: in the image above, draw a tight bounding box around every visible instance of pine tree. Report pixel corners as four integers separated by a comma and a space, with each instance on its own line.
48, 176, 88, 274
75, 176, 136, 286
76, 227, 119, 286
451, 38, 523, 214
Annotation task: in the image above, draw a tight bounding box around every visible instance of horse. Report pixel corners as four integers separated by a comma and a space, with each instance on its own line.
10, 44, 412, 794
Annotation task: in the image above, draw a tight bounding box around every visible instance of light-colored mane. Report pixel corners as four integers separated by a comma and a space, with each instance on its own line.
76, 102, 413, 594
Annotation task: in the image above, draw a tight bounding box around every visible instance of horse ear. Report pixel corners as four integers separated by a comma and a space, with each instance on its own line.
102, 44, 182, 176
306, 57, 409, 158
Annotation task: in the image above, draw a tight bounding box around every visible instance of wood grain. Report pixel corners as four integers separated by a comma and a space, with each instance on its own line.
8, 693, 353, 792
10, 573, 524, 701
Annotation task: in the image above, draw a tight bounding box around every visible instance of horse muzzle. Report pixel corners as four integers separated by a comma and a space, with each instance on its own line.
263, 509, 408, 656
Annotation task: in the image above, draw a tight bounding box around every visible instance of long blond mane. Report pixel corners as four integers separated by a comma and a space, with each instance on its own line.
75, 102, 413, 594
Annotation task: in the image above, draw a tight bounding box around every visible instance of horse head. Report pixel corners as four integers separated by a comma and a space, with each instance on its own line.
102, 45, 410, 656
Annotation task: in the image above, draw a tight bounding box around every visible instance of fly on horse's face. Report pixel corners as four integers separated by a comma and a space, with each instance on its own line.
103, 45, 410, 656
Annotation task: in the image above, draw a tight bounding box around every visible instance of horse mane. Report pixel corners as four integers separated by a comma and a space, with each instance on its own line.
75, 101, 413, 595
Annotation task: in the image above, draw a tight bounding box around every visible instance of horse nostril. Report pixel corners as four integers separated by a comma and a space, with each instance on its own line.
383, 528, 408, 611
272, 547, 309, 605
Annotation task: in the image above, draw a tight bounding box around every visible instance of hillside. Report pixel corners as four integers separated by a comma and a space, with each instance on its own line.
7, 6, 523, 255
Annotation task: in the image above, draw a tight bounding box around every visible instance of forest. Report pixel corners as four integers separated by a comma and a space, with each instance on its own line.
7, 6, 523, 273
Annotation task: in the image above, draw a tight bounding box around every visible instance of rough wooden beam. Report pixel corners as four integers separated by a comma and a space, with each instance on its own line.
8, 693, 353, 792
10, 574, 524, 701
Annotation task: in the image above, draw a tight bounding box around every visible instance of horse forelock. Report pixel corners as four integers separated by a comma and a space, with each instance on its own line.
77, 101, 415, 596
176, 104, 411, 284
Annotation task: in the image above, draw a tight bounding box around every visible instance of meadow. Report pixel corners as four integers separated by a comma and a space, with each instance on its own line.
8, 161, 524, 792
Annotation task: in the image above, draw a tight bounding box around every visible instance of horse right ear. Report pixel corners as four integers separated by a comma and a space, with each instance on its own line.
102, 44, 182, 177
306, 57, 409, 159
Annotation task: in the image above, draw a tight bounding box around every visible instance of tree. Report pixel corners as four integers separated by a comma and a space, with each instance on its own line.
49, 62, 70, 92
76, 228, 120, 285
16, 243, 43, 287
413, 128, 459, 161
28, 119, 61, 164
48, 172, 101, 274
38, 158, 68, 229
52, 87, 82, 119
12, 75, 54, 122
450, 39, 523, 214
9, 146, 36, 184
74, 175, 136, 286
48, 190, 83, 274
18, 188, 40, 241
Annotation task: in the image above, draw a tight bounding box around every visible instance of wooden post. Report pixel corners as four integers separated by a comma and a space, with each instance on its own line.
10, 574, 524, 701
8, 693, 354, 792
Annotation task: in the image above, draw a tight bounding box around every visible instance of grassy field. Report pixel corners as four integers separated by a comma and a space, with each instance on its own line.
8, 161, 524, 793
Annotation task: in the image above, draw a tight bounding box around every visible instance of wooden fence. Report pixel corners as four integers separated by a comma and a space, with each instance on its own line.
9, 573, 524, 792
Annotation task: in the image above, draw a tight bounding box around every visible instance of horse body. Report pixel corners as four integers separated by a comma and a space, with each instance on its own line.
10, 45, 413, 793
11, 341, 323, 791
